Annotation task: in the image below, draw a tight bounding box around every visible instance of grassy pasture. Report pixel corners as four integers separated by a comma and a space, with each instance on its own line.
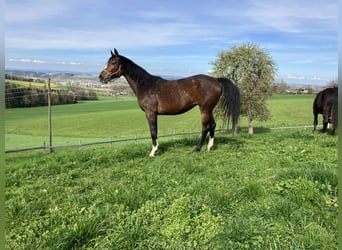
5, 93, 337, 249
6, 131, 337, 249
6, 94, 316, 150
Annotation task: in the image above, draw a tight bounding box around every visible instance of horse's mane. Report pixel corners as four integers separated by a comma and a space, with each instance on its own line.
120, 56, 163, 85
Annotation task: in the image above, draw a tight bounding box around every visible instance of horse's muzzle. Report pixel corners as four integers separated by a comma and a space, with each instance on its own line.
99, 71, 110, 83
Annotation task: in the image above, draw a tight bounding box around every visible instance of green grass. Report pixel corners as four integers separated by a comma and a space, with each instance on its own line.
5, 93, 338, 249
264, 94, 315, 127
6, 130, 337, 249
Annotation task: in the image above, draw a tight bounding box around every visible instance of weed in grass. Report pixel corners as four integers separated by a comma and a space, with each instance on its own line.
240, 179, 266, 201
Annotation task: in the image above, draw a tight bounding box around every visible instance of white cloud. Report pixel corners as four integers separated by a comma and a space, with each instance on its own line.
5, 0, 338, 79
56, 61, 85, 65
280, 73, 333, 84
9, 58, 45, 64
5, 0, 68, 23
8, 58, 87, 66
5, 0, 337, 50
245, 0, 337, 33
6, 21, 213, 50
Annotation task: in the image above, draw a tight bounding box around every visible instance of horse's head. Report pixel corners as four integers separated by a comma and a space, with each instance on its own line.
99, 48, 123, 83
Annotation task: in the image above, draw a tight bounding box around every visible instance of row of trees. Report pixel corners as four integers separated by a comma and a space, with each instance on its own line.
5, 82, 97, 108
5, 73, 46, 83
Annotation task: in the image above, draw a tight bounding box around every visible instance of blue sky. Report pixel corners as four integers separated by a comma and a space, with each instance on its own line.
5, 0, 338, 85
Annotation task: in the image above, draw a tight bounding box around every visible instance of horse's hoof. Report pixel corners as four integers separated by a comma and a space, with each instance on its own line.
192, 148, 201, 153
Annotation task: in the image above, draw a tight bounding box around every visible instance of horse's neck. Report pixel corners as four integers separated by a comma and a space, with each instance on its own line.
123, 61, 159, 94
123, 74, 139, 95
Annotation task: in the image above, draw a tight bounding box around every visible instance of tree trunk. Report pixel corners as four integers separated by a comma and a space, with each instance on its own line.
248, 110, 253, 134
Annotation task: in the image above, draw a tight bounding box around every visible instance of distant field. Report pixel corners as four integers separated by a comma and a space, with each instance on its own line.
5, 94, 317, 150
5, 79, 64, 89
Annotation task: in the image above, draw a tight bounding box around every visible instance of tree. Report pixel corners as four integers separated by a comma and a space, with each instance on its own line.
273, 79, 288, 93
326, 78, 338, 88
211, 42, 277, 134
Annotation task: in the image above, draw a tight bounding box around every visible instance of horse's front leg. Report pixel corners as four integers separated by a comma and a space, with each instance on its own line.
146, 111, 158, 157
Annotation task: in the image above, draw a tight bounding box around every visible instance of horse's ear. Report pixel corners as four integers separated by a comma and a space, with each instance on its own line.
110, 50, 114, 57
114, 48, 119, 56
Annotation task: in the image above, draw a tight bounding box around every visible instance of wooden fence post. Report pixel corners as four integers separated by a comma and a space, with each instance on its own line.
47, 78, 53, 153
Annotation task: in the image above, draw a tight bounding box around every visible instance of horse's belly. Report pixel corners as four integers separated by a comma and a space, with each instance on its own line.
157, 102, 196, 115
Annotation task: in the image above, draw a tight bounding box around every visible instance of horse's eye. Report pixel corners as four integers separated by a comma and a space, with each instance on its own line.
112, 61, 117, 65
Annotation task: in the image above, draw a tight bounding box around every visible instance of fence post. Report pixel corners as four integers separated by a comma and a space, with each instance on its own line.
47, 78, 53, 153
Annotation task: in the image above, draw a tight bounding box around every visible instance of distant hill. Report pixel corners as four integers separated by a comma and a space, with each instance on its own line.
5, 69, 331, 89
6, 69, 82, 79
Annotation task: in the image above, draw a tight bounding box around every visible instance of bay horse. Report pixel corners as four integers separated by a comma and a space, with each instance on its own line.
99, 49, 240, 156
313, 87, 338, 134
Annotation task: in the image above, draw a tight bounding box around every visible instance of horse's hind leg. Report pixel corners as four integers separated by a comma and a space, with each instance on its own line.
146, 111, 159, 157
322, 119, 328, 133
313, 113, 318, 131
194, 130, 207, 152
194, 111, 215, 152
322, 110, 330, 133
194, 112, 209, 152
207, 116, 216, 151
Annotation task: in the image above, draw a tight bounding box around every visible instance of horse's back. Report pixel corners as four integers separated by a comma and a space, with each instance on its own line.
182, 74, 222, 101
158, 74, 222, 97
155, 74, 222, 114
313, 87, 338, 114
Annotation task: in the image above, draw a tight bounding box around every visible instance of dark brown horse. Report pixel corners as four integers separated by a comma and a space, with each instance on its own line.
99, 49, 240, 156
313, 87, 338, 134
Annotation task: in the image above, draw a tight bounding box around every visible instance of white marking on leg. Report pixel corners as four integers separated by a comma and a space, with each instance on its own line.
207, 136, 214, 151
149, 140, 159, 157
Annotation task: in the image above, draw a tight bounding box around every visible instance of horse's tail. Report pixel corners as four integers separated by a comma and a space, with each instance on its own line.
217, 77, 240, 135
312, 92, 322, 129
313, 93, 320, 115
313, 91, 324, 114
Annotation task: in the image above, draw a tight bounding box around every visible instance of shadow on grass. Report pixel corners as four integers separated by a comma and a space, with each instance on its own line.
154, 134, 244, 156
238, 126, 272, 134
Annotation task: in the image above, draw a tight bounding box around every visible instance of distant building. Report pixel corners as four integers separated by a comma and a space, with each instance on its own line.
286, 87, 313, 94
